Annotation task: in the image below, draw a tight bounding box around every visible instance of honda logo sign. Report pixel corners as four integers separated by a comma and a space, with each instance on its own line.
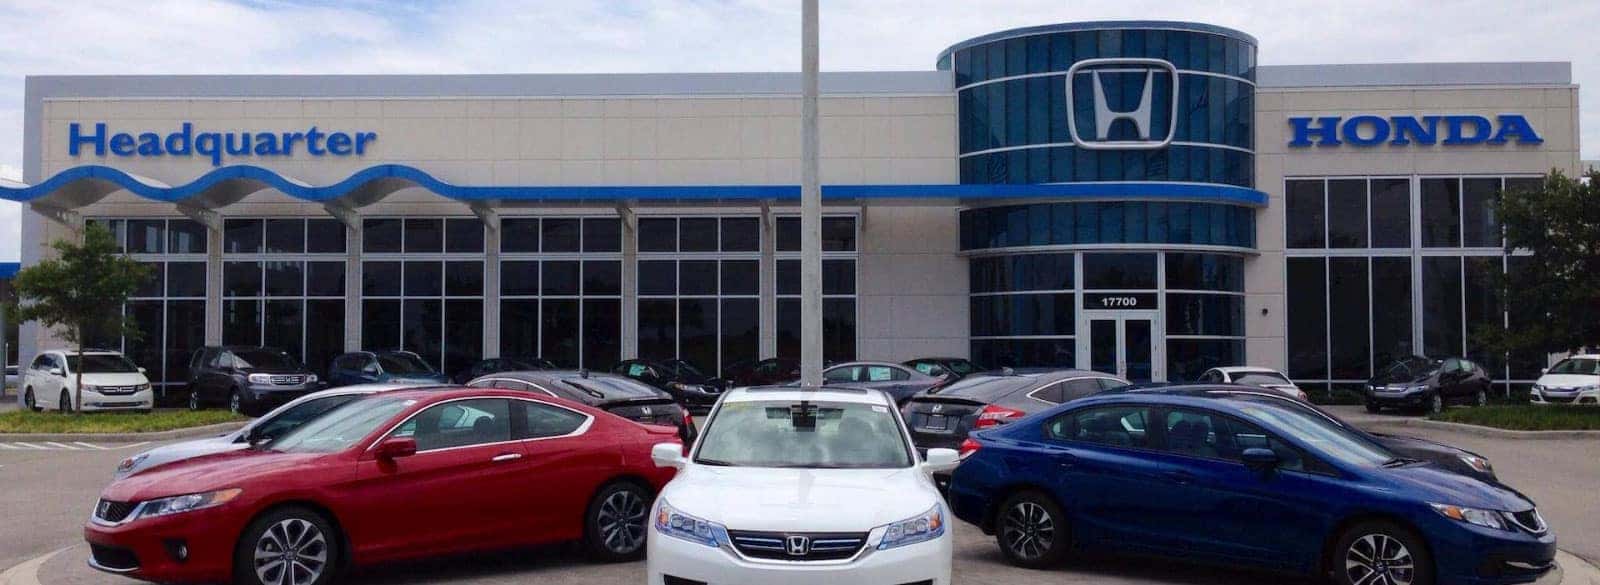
786, 535, 811, 556
1065, 58, 1179, 150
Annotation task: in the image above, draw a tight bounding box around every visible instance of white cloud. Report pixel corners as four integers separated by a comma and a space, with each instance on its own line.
1, 0, 1595, 261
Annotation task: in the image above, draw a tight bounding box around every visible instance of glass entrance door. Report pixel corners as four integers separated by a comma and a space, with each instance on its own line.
1083, 314, 1158, 382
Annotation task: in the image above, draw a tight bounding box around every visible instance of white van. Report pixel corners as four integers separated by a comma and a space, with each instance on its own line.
21, 349, 153, 412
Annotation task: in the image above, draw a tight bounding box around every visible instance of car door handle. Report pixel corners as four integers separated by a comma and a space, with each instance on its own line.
491, 453, 522, 462
1163, 470, 1195, 484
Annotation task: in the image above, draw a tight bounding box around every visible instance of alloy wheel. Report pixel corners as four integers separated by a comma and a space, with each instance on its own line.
252, 518, 328, 585
1475, 389, 1487, 407
1000, 500, 1055, 561
59, 391, 71, 413
1428, 394, 1442, 415
1345, 532, 1415, 585
23, 388, 35, 411
595, 489, 647, 554
230, 390, 242, 415
189, 391, 201, 411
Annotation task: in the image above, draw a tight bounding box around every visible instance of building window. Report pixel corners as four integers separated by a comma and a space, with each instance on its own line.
775, 216, 858, 366
223, 218, 349, 376
640, 216, 767, 375
361, 217, 482, 376
86, 218, 208, 396
961, 201, 1255, 251
499, 216, 621, 370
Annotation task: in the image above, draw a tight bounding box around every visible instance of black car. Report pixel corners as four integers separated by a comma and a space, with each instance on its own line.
902, 357, 983, 380
821, 361, 952, 405
610, 358, 726, 414
1112, 385, 1499, 482
903, 368, 1129, 454
466, 370, 694, 441
722, 357, 801, 387
1366, 355, 1494, 414
186, 346, 323, 415
451, 355, 558, 383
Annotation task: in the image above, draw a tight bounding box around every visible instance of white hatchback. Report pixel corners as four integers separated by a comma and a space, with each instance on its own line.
1531, 355, 1600, 406
647, 386, 957, 585
21, 349, 153, 412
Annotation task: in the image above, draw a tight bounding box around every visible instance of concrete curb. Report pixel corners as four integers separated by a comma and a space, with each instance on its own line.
1558, 550, 1600, 585
0, 547, 65, 585
0, 420, 245, 443
1358, 416, 1600, 440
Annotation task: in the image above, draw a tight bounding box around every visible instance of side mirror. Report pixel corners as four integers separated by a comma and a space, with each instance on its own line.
48, 367, 64, 377
1540, 367, 1548, 375
138, 367, 148, 374
652, 442, 687, 469
375, 437, 418, 461
922, 448, 960, 474
1241, 448, 1280, 472
925, 365, 948, 378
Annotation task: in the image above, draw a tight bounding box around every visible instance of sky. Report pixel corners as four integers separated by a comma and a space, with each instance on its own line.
0, 0, 1595, 262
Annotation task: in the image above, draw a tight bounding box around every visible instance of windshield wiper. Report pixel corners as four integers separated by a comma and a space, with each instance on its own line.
1382, 457, 1421, 468
695, 458, 736, 467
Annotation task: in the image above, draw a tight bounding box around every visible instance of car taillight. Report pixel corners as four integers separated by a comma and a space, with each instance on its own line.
959, 438, 982, 459
974, 404, 1026, 428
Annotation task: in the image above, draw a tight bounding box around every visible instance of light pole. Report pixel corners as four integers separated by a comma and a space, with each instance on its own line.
799, 0, 822, 387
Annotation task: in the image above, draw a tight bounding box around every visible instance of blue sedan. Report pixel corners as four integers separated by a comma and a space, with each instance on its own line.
947, 386, 1555, 585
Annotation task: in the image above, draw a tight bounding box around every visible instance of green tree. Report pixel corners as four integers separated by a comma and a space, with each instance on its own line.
3, 223, 153, 414
1473, 169, 1600, 366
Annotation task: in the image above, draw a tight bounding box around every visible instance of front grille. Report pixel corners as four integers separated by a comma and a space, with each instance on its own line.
97, 386, 140, 395
270, 375, 305, 385
727, 530, 867, 562
90, 544, 140, 570
1544, 395, 1577, 404
95, 499, 138, 523
1506, 509, 1548, 534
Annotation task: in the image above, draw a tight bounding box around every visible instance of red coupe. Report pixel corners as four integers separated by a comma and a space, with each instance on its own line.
84, 388, 679, 585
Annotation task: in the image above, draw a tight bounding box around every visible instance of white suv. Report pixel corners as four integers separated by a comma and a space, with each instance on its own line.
21, 349, 153, 412
647, 386, 958, 585
1531, 355, 1600, 406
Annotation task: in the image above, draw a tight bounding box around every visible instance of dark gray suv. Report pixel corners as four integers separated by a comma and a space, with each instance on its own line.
186, 346, 323, 415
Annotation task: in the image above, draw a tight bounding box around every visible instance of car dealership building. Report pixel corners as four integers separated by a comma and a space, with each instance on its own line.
4, 21, 1582, 398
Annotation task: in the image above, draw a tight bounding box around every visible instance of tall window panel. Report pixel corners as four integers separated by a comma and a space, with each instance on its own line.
1285, 257, 1327, 381
1370, 258, 1414, 366
1327, 258, 1371, 379
1369, 178, 1411, 248
500, 216, 622, 370
775, 216, 858, 366
1421, 256, 1464, 359
362, 218, 483, 376
637, 216, 763, 375
87, 218, 208, 396
1285, 180, 1325, 249
223, 218, 349, 375
1420, 178, 1462, 247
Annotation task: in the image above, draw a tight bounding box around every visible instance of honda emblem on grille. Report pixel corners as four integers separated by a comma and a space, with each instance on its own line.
786, 535, 810, 556
96, 501, 110, 518
1065, 57, 1180, 150
641, 406, 653, 416
930, 404, 943, 413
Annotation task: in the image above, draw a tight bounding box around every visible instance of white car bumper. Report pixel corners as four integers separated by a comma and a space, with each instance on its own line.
81, 390, 154, 411
646, 527, 953, 585
1530, 388, 1598, 406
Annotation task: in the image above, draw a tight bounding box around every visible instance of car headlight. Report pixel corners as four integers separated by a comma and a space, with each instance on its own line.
1430, 503, 1509, 531
136, 488, 243, 519
247, 373, 273, 384
1409, 385, 1431, 393
115, 453, 149, 475
875, 503, 945, 550
1459, 455, 1494, 475
135, 383, 151, 392
306, 374, 319, 384
654, 499, 728, 548
1579, 385, 1599, 393
1531, 385, 1544, 394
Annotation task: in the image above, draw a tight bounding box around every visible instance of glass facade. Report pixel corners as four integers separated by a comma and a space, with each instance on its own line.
501, 217, 622, 370
361, 217, 485, 376
1284, 176, 1542, 391
638, 216, 761, 376
775, 216, 858, 366
961, 201, 1255, 250
87, 218, 209, 395
223, 218, 349, 376
947, 26, 1256, 188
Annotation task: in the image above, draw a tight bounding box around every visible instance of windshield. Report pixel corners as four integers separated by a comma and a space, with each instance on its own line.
1379, 357, 1437, 380
1232, 400, 1394, 468
694, 400, 912, 469
271, 396, 414, 453
233, 349, 303, 370
1234, 372, 1292, 385
379, 353, 435, 374
1547, 358, 1600, 376
66, 354, 140, 374
666, 360, 707, 379
247, 394, 365, 444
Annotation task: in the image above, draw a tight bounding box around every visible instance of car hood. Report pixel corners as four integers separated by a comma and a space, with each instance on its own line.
660, 465, 939, 532
1535, 374, 1599, 388
1380, 463, 1532, 511
115, 435, 244, 479
239, 366, 311, 375
1370, 369, 1437, 385
386, 373, 450, 383
101, 449, 329, 502
79, 373, 150, 386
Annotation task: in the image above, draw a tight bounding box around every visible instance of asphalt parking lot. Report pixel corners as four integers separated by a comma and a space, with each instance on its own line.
0, 409, 1593, 585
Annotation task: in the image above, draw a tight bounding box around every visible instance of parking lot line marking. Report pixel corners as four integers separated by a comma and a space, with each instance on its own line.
42, 442, 79, 450
72, 442, 109, 450
9, 442, 48, 450
0, 443, 20, 450
122, 441, 150, 449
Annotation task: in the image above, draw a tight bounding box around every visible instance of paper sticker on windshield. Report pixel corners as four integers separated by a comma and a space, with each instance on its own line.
872, 406, 888, 413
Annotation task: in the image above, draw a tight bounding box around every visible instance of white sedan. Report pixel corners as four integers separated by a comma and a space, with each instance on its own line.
647, 386, 957, 585
1197, 366, 1308, 401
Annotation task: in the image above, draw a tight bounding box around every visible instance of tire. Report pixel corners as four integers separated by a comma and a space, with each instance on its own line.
1331, 520, 1434, 585
1425, 393, 1443, 416
58, 390, 73, 413
189, 389, 203, 411
229, 388, 245, 416
583, 481, 651, 562
996, 491, 1069, 569
1365, 402, 1381, 414
233, 506, 340, 585
23, 387, 39, 412
1474, 388, 1488, 407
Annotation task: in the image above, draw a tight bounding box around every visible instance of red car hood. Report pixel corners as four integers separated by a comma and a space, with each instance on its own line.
102, 449, 334, 502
